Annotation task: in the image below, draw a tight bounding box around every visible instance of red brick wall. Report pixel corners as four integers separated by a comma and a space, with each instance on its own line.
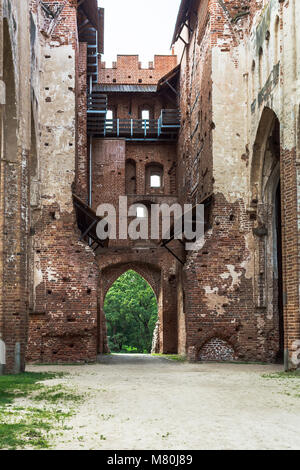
199, 337, 236, 361
280, 146, 300, 367
26, 0, 101, 364
76, 42, 88, 201
106, 93, 173, 120
177, 0, 213, 208
39, 0, 79, 48
183, 193, 281, 363
99, 55, 177, 85
176, 0, 284, 363
91, 88, 180, 353
126, 143, 177, 196
26, 208, 99, 363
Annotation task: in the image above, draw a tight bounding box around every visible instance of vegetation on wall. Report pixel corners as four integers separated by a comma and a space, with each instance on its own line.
104, 270, 158, 354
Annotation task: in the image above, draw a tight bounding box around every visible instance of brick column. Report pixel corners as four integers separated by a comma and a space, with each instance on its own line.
281, 146, 300, 369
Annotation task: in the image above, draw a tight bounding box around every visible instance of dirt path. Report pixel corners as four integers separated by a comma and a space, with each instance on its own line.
27, 355, 300, 450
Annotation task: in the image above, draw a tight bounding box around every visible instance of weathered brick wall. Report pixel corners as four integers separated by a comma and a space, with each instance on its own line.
177, 2, 213, 208
26, 211, 99, 363
91, 133, 180, 352
26, 0, 100, 364
174, 0, 299, 364
99, 55, 177, 85
199, 337, 236, 361
3, 0, 299, 370
248, 0, 300, 369
76, 41, 88, 201
126, 143, 177, 196
0, 0, 31, 374
183, 193, 280, 363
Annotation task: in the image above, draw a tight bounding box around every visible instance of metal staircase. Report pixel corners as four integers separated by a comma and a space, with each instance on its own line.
87, 28, 99, 87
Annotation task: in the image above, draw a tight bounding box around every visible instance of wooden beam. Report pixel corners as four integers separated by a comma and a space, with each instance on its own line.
179, 35, 189, 46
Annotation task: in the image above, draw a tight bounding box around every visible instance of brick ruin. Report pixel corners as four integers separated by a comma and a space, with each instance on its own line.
0, 0, 299, 373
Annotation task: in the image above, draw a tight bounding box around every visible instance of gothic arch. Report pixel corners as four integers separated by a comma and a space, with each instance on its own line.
145, 162, 164, 192
3, 18, 17, 164
1, 17, 24, 373
102, 262, 161, 299
97, 261, 171, 355
251, 107, 284, 361
251, 107, 279, 203
125, 159, 137, 194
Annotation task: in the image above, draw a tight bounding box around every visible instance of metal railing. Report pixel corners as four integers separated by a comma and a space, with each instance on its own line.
87, 92, 107, 135
104, 118, 159, 137
87, 100, 181, 138
103, 110, 180, 138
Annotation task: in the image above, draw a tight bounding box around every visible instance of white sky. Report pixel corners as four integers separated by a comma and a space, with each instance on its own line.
98, 0, 181, 67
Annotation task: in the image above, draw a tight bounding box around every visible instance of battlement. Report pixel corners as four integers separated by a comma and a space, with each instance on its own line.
99, 54, 177, 86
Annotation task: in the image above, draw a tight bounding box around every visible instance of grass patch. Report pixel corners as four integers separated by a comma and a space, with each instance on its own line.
33, 385, 83, 404
0, 372, 65, 406
0, 422, 50, 450
262, 371, 300, 380
0, 372, 83, 449
152, 354, 186, 362
261, 371, 300, 400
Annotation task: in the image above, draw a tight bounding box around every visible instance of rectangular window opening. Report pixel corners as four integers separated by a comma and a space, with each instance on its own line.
150, 174, 161, 188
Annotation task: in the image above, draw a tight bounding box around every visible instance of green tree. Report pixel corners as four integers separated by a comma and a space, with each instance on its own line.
104, 270, 158, 353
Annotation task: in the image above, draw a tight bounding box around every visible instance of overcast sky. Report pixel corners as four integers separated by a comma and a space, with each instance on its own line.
98, 0, 181, 67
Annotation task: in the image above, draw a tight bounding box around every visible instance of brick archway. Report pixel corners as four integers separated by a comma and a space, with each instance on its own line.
102, 262, 161, 300
97, 259, 177, 355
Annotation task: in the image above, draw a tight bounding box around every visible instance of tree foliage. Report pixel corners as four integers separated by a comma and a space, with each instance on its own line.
103, 270, 158, 353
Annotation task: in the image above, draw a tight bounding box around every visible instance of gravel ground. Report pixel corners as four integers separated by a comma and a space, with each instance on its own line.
27, 355, 300, 450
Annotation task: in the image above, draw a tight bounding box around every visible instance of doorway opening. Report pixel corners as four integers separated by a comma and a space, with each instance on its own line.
252, 107, 284, 363
103, 270, 158, 354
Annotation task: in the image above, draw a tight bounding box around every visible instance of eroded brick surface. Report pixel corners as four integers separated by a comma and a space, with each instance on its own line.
0, 0, 299, 372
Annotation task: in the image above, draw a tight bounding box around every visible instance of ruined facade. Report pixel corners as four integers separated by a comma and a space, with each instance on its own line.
0, 0, 299, 373
0, 0, 31, 374
173, 0, 300, 368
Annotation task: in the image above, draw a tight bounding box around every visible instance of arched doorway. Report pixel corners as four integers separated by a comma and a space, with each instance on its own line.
98, 260, 177, 356
252, 107, 284, 362
103, 270, 158, 354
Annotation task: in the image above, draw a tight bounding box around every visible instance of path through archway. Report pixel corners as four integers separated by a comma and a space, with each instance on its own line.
103, 270, 158, 354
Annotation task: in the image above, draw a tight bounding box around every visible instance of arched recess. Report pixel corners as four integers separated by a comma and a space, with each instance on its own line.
145, 162, 164, 193
28, 103, 39, 314
3, 19, 17, 164
251, 107, 284, 361
98, 262, 163, 355
195, 324, 239, 362
1, 18, 22, 373
125, 159, 137, 194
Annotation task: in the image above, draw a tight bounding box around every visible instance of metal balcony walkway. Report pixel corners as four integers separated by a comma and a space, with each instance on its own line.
87, 102, 180, 140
